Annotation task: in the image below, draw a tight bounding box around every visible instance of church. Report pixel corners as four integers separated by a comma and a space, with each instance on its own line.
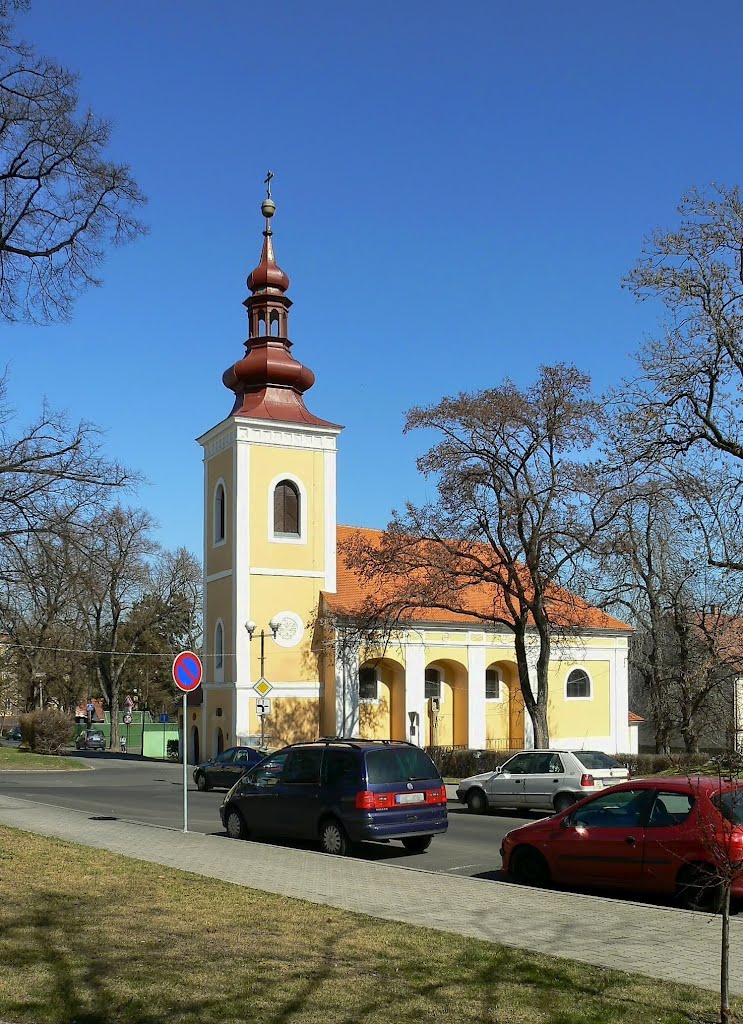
188, 185, 633, 764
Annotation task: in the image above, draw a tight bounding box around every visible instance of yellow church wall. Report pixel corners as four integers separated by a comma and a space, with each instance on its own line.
252, 696, 320, 746
547, 661, 611, 740
206, 576, 234, 682
205, 447, 233, 578
319, 633, 336, 737
249, 445, 326, 573
248, 575, 322, 683
485, 699, 511, 747
206, 687, 235, 751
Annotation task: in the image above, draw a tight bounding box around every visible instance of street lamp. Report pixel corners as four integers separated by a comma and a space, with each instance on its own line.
245, 618, 280, 745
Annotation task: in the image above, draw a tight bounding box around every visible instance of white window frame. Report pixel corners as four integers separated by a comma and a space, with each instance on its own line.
358, 666, 380, 704
485, 667, 502, 703
268, 472, 308, 545
565, 667, 592, 701
213, 479, 227, 547
214, 620, 225, 682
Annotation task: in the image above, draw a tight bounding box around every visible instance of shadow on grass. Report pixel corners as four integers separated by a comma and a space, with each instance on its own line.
0, 887, 728, 1024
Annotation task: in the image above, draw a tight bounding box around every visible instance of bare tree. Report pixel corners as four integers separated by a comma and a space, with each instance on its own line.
344, 364, 624, 748
623, 184, 743, 572
0, 373, 136, 556
66, 508, 201, 750
588, 469, 742, 753
0, 3, 146, 323
0, 526, 90, 711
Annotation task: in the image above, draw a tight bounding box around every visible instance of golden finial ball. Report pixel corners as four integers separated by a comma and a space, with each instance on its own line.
261, 198, 276, 218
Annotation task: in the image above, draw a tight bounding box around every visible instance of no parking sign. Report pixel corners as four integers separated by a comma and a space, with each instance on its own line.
172, 650, 202, 834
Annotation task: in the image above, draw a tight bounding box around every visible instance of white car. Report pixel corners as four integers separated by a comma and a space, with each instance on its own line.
456, 749, 629, 815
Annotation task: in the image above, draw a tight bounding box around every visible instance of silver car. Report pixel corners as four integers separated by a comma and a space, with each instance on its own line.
456, 749, 629, 815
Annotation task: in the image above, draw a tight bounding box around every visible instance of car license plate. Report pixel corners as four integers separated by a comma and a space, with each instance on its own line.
593, 780, 604, 788
396, 792, 424, 804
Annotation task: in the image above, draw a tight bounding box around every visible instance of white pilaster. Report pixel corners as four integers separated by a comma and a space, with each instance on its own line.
324, 448, 337, 592
235, 436, 252, 684
612, 645, 630, 754
467, 644, 487, 749
335, 632, 360, 737
405, 642, 426, 746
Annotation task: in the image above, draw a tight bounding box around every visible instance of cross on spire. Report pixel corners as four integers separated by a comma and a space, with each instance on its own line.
264, 169, 274, 199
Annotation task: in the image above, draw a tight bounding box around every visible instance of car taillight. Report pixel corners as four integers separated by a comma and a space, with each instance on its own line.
580, 773, 594, 787
354, 790, 394, 810
426, 785, 447, 804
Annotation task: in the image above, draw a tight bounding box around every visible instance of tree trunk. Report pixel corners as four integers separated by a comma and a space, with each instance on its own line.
654, 719, 672, 755
721, 885, 730, 1024
513, 625, 550, 749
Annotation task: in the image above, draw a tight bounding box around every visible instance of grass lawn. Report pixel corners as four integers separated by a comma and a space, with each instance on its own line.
0, 827, 737, 1024
0, 746, 86, 771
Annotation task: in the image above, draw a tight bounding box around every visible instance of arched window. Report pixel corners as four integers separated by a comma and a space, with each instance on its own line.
485, 669, 500, 700
273, 480, 300, 536
215, 622, 224, 670
270, 311, 280, 336
359, 666, 378, 702
425, 668, 441, 700
566, 668, 591, 699
214, 482, 225, 544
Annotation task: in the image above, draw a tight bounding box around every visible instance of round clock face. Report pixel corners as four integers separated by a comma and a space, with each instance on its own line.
273, 611, 304, 648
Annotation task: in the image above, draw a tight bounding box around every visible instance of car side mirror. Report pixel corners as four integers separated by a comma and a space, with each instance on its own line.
561, 814, 575, 828
493, 765, 502, 775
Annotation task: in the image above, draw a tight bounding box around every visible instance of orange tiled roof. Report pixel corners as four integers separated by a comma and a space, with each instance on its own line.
628, 711, 645, 724
324, 525, 631, 633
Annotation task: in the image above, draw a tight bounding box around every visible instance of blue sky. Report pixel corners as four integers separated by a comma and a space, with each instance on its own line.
5, 1, 742, 558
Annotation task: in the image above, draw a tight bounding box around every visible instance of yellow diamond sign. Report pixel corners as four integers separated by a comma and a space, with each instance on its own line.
253, 678, 273, 697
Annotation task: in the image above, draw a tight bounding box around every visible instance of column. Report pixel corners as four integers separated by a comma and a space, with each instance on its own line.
467, 644, 487, 749
334, 632, 360, 737
405, 642, 426, 746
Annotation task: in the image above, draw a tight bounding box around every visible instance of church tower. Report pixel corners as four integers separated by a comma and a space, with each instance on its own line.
195, 178, 342, 759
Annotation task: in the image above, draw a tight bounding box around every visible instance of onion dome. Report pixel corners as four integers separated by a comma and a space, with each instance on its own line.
222, 174, 341, 428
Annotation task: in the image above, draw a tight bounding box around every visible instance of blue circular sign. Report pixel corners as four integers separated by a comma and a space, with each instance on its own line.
172, 651, 203, 692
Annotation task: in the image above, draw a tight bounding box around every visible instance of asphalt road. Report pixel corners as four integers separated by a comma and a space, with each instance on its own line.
0, 752, 535, 877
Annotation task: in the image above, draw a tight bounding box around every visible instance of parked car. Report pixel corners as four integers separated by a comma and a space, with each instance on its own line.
456, 749, 629, 815
193, 746, 271, 790
220, 738, 448, 856
4, 726, 22, 741
75, 730, 106, 751
500, 777, 743, 910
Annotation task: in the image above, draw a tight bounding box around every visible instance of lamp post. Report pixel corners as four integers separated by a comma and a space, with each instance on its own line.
245, 618, 280, 745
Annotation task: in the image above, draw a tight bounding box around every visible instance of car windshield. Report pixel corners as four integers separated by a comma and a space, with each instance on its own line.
712, 788, 743, 825
365, 747, 440, 785
574, 751, 623, 770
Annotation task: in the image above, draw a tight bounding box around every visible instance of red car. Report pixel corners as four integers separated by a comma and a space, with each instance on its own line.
501, 777, 743, 910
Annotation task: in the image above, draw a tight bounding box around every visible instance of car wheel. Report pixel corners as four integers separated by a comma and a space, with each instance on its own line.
553, 793, 575, 815
676, 864, 724, 913
225, 809, 248, 840
320, 818, 351, 856
510, 845, 551, 887
196, 773, 209, 792
466, 789, 488, 814
402, 835, 433, 854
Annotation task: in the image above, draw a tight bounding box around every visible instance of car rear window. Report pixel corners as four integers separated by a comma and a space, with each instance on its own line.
712, 789, 743, 825
365, 747, 441, 785
88, 732, 104, 740
574, 751, 623, 770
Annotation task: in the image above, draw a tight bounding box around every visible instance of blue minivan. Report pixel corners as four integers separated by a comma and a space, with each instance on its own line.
219, 738, 448, 855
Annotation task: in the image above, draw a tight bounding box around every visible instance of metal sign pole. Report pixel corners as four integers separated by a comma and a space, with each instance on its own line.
182, 690, 188, 833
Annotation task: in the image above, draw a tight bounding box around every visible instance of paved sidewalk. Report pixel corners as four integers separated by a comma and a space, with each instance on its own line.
0, 793, 740, 995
